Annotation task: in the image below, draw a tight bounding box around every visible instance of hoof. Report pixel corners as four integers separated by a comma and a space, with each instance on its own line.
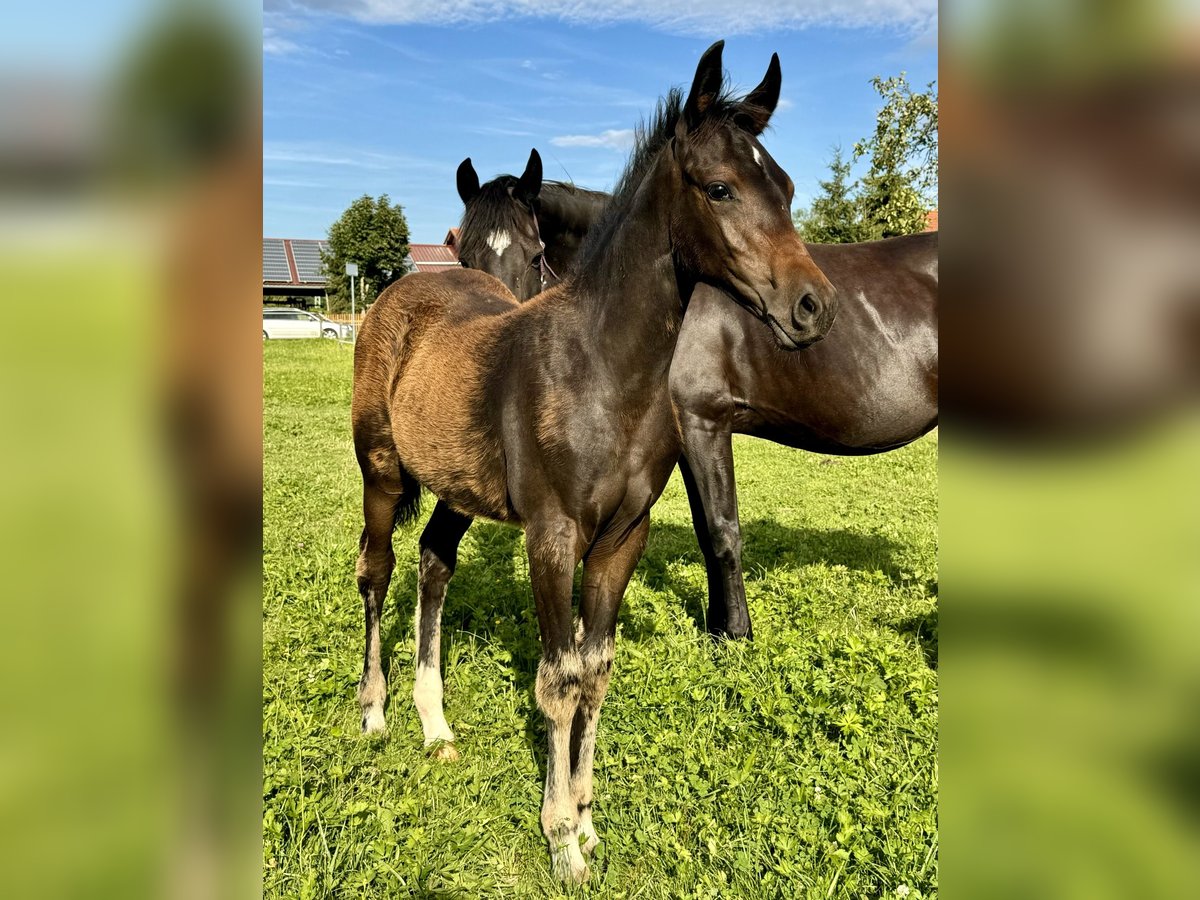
361, 707, 387, 735
709, 623, 753, 642
428, 741, 460, 762
551, 843, 590, 883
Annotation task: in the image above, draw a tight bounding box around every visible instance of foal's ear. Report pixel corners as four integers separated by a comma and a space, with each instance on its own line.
683, 40, 725, 131
516, 148, 543, 203
456, 158, 481, 205
738, 53, 781, 135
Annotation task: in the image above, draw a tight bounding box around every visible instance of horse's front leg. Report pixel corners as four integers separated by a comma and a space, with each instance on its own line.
527, 518, 588, 882
573, 515, 649, 858
678, 412, 753, 639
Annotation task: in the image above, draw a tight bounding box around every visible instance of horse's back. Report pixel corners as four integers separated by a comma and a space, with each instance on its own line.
806, 232, 938, 295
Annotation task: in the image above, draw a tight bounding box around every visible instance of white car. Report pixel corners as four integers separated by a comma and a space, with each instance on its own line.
263, 308, 351, 340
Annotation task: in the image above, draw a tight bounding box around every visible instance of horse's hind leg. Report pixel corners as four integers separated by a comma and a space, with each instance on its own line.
357, 482, 401, 734
414, 500, 473, 760
572, 515, 650, 859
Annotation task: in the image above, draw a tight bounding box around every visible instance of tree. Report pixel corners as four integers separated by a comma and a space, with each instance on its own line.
792, 73, 938, 243
793, 147, 872, 243
853, 74, 938, 238
321, 195, 410, 312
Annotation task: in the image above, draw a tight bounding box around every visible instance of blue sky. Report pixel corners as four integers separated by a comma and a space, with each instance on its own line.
264, 2, 937, 243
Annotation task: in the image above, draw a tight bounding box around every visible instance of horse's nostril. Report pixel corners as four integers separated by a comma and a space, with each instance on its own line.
792, 292, 820, 328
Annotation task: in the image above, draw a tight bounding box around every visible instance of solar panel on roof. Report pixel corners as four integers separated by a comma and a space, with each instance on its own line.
263, 239, 292, 283
290, 240, 329, 283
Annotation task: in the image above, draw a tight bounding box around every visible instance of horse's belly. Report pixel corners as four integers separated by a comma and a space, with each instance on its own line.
391, 367, 511, 522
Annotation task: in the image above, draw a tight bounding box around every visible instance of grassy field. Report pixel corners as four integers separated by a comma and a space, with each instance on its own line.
264, 339, 938, 899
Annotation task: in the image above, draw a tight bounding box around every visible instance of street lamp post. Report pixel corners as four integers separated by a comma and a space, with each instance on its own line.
346, 262, 359, 338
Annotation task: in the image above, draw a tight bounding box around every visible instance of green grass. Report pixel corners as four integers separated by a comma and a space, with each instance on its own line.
264, 339, 938, 899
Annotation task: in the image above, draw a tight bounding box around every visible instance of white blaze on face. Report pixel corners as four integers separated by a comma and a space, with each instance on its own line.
487, 229, 512, 257
752, 146, 763, 168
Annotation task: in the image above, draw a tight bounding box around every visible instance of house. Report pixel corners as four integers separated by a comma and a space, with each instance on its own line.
403, 229, 461, 273
263, 229, 461, 307
263, 238, 330, 306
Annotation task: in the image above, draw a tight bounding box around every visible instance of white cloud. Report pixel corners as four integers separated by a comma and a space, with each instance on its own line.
550, 129, 636, 150
263, 27, 301, 56
273, 0, 936, 36
264, 142, 453, 173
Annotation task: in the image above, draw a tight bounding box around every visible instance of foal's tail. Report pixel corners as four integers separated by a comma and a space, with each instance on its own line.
392, 469, 422, 530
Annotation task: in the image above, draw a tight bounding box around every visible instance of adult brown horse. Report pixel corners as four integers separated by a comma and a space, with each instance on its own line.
456, 164, 937, 641
351, 42, 836, 881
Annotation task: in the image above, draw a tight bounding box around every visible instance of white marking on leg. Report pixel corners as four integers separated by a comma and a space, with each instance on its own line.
487, 229, 511, 257
537, 651, 589, 882
358, 577, 388, 735
571, 640, 613, 859
414, 662, 454, 746
752, 146, 763, 167
359, 646, 387, 734
577, 808, 597, 858
414, 590, 456, 756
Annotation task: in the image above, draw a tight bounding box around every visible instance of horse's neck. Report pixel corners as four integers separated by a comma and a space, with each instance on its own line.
541, 192, 607, 273
543, 187, 608, 237
567, 175, 682, 385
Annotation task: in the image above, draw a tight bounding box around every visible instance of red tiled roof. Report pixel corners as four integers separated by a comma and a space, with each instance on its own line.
408, 243, 459, 273
924, 209, 938, 232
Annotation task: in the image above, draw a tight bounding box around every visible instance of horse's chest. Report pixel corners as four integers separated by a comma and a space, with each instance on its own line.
531, 392, 679, 519
586, 407, 679, 506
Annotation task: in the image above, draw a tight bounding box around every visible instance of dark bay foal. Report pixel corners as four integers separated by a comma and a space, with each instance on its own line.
351, 42, 836, 881
457, 167, 938, 641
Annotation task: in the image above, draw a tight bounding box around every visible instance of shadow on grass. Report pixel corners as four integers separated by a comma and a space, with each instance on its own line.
380, 521, 535, 682
376, 514, 915, 777
892, 607, 939, 670
380, 515, 912, 679
377, 521, 552, 778
639, 519, 909, 636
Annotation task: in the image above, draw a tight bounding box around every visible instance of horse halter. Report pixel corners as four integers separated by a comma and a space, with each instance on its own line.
530, 207, 559, 290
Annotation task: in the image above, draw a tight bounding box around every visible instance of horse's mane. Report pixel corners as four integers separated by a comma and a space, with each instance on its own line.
573, 82, 765, 274
457, 174, 528, 264
459, 80, 762, 273
539, 181, 609, 235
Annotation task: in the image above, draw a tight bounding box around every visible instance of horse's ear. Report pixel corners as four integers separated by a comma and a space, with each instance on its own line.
516, 148, 542, 203
683, 40, 725, 131
457, 158, 480, 205
739, 52, 781, 135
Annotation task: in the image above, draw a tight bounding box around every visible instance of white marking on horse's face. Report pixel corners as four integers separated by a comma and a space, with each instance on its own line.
752, 146, 763, 167
487, 230, 512, 257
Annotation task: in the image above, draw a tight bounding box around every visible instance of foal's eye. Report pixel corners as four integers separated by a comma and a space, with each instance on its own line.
706, 182, 733, 201
530, 252, 543, 270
